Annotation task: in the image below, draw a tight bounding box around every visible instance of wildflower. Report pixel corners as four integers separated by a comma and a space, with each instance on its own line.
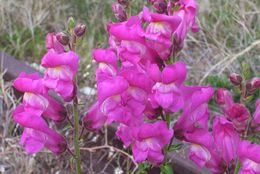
41, 49, 79, 102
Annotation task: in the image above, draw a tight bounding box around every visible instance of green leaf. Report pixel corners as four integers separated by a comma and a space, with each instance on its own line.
168, 143, 183, 151
160, 164, 174, 174
137, 162, 149, 174
234, 160, 241, 174
67, 17, 76, 31
241, 62, 251, 80
117, 59, 122, 68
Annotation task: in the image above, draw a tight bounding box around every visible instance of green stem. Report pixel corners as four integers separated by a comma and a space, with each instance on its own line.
73, 98, 82, 174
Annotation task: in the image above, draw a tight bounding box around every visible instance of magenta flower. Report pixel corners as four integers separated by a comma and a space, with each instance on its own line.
99, 75, 146, 126
83, 102, 107, 131
213, 116, 240, 165
237, 140, 260, 174
108, 16, 157, 65
216, 88, 249, 132
13, 72, 65, 121
13, 105, 66, 154
252, 99, 260, 131
149, 61, 186, 112
174, 86, 214, 138
168, 0, 199, 51
131, 121, 173, 165
92, 48, 118, 82
41, 49, 79, 102
116, 124, 134, 147
141, 6, 181, 60
45, 32, 65, 53
185, 129, 224, 174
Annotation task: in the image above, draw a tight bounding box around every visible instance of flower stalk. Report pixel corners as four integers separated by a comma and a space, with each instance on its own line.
73, 96, 82, 174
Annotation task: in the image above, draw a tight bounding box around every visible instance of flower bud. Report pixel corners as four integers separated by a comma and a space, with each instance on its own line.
112, 3, 127, 22
148, 0, 167, 13
56, 32, 70, 45
74, 23, 87, 37
229, 73, 242, 86
246, 77, 260, 93
118, 0, 129, 6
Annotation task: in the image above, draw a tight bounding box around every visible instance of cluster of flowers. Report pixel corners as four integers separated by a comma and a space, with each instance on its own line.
83, 0, 206, 165
13, 32, 79, 154
83, 0, 260, 173
181, 87, 260, 174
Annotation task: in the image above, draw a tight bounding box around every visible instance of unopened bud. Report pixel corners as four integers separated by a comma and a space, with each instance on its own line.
246, 77, 260, 93
74, 23, 87, 37
112, 3, 127, 22
229, 73, 243, 86
148, 0, 167, 13
118, 0, 129, 6
56, 32, 70, 45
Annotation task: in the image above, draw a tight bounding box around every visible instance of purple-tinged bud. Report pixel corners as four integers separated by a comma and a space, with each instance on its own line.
74, 23, 87, 37
118, 0, 129, 6
148, 0, 167, 13
246, 77, 260, 93
229, 73, 243, 86
112, 3, 127, 22
56, 32, 70, 45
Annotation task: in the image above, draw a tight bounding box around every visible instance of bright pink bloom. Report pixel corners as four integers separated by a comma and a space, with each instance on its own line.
116, 124, 134, 147
216, 88, 249, 132
108, 16, 157, 65
13, 105, 66, 154
226, 103, 250, 132
131, 121, 173, 165
141, 6, 181, 60
83, 102, 107, 131
149, 61, 186, 112
213, 116, 240, 165
252, 99, 260, 131
185, 129, 224, 174
174, 86, 214, 138
168, 0, 199, 51
92, 48, 118, 82
41, 49, 79, 102
13, 72, 65, 121
45, 32, 65, 53
237, 140, 260, 174
99, 75, 146, 126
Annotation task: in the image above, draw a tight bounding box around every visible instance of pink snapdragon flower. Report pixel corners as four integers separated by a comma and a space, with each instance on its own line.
252, 99, 260, 131
45, 32, 65, 53
13, 105, 66, 154
174, 86, 214, 138
212, 116, 240, 165
92, 48, 118, 82
168, 0, 199, 51
131, 121, 173, 165
83, 102, 107, 131
13, 72, 65, 122
149, 61, 186, 112
108, 16, 157, 65
216, 88, 249, 132
41, 49, 79, 102
237, 140, 260, 174
185, 129, 224, 174
141, 6, 181, 60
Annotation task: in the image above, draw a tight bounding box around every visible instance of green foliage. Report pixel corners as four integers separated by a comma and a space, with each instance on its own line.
241, 62, 251, 80
160, 163, 174, 174
167, 143, 183, 152
234, 160, 241, 174
137, 162, 149, 174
